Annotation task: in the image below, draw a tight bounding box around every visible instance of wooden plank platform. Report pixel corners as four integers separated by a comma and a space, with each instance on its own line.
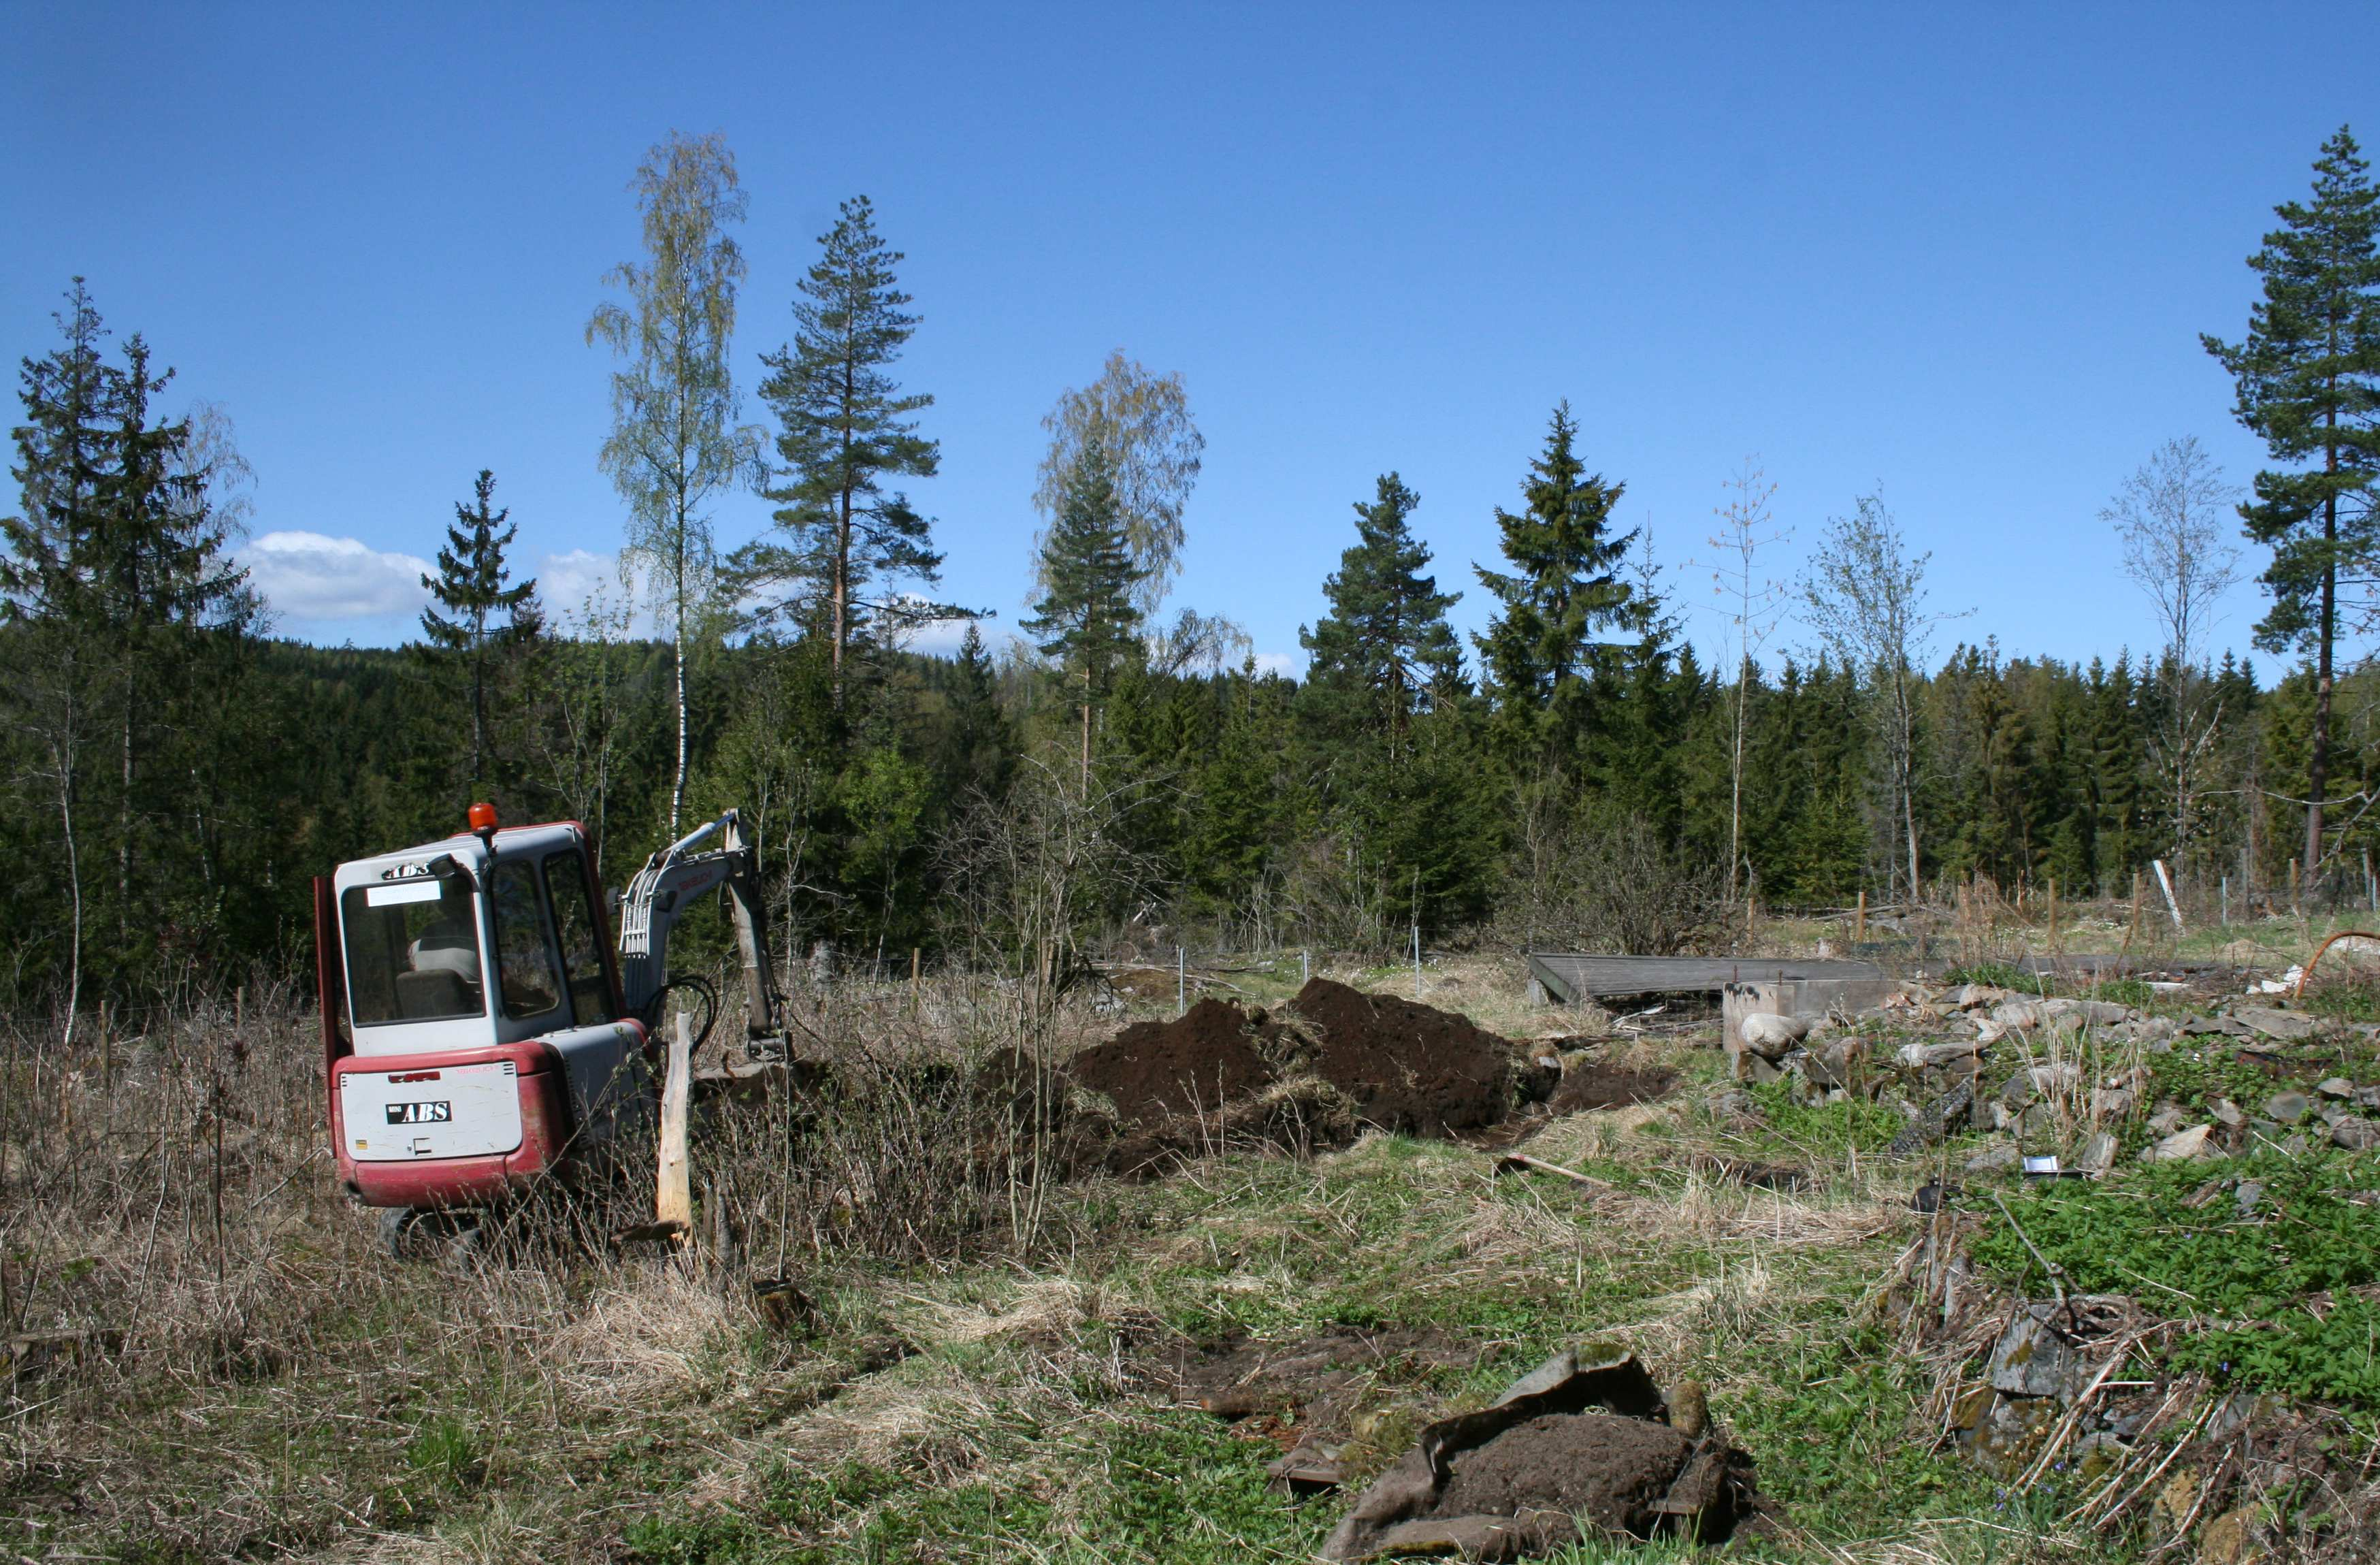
1527, 952, 1886, 1002
1526, 950, 2220, 1003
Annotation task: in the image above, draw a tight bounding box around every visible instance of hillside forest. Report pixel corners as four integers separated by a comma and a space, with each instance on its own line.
11, 127, 2380, 1016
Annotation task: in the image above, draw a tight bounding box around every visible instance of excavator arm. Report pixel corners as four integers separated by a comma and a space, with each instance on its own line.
616, 810, 786, 1050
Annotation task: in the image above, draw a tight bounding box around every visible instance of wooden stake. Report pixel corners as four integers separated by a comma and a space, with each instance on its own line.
1855, 890, 1866, 942
2047, 878, 2059, 954
655, 1009, 694, 1244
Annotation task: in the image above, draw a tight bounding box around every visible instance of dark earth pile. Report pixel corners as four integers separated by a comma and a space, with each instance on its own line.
1061, 980, 1520, 1174
1431, 1411, 1691, 1534
1065, 999, 1275, 1125
1320, 1349, 1763, 1560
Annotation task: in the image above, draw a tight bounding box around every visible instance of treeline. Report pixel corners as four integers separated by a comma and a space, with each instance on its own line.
10, 126, 2380, 1011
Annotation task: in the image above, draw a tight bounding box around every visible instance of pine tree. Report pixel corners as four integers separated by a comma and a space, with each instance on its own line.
1300, 472, 1463, 745
1022, 441, 1146, 786
740, 196, 951, 704
1472, 402, 1641, 755
2204, 126, 2380, 876
421, 469, 538, 785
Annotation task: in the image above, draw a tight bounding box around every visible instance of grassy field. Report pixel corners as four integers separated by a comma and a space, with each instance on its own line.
3, 924, 2374, 1563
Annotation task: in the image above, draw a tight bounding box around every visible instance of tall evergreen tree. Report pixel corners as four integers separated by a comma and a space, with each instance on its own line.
1472, 403, 1641, 754
420, 469, 538, 785
1022, 441, 1145, 786
1301, 473, 1463, 745
740, 196, 951, 704
3, 283, 257, 1015
2204, 126, 2380, 876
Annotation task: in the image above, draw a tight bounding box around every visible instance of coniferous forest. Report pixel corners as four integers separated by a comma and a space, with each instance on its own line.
12, 126, 2380, 1013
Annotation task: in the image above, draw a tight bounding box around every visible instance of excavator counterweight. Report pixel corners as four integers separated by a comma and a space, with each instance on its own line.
315, 805, 787, 1236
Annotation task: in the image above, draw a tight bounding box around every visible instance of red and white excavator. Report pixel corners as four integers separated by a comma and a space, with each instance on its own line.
313, 803, 785, 1247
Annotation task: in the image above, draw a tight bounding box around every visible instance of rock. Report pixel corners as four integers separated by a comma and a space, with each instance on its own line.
2092, 1087, 2137, 1119
1737, 1012, 1810, 1059
1986, 1305, 2087, 1400
2184, 1013, 2252, 1037
2332, 1118, 2380, 1152
2233, 1006, 2318, 1042
1887, 1080, 1976, 1157
2028, 1063, 2082, 1095
1992, 999, 2048, 1029
1951, 984, 2012, 1009
2211, 1098, 2247, 1129
2361, 1086, 2380, 1112
2135, 1016, 2181, 1042
1802, 1035, 1870, 1090
2046, 998, 2135, 1026
2000, 1072, 2037, 1108
2076, 1131, 2119, 1174
2264, 1091, 2313, 1125
1701, 1088, 1759, 1121
1966, 1142, 2022, 1174
2235, 1180, 2265, 1217
2319, 1077, 2355, 1099
2198, 1504, 2267, 1565
1897, 1040, 1983, 1070
1666, 1379, 1708, 1440
2147, 1103, 2189, 1136
2148, 1124, 2221, 1163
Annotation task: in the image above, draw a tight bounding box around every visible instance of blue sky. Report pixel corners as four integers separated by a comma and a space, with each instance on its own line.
5, 3, 2374, 677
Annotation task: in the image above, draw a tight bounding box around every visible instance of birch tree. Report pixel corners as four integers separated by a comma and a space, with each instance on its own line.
1704, 459, 1789, 901
1801, 493, 1950, 902
588, 130, 761, 833
2103, 436, 2243, 866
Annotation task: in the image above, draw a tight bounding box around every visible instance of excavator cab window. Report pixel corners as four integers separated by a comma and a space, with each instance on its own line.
342, 877, 485, 1024
543, 851, 615, 1024
489, 860, 564, 1022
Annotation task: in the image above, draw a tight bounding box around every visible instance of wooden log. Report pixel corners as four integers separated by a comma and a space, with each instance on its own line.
655, 1008, 693, 1243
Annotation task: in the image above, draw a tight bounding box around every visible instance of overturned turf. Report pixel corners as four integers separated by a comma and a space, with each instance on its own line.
1062, 979, 1521, 1175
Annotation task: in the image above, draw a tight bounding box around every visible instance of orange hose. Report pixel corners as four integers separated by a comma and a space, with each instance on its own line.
2293, 930, 2380, 1002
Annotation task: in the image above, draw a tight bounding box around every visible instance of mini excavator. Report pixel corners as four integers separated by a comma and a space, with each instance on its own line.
313, 804, 785, 1246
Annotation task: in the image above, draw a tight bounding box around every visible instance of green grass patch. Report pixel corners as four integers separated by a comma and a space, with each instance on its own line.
1970, 1151, 2380, 1402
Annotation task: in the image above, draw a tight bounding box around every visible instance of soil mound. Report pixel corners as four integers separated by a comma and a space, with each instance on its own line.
1287, 978, 1515, 1135
1322, 1349, 1763, 1561
1058, 980, 1520, 1175
1066, 999, 1274, 1124
1432, 1410, 1691, 1534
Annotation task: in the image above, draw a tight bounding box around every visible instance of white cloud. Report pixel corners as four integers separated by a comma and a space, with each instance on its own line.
1252, 651, 1304, 679
534, 548, 627, 620
244, 531, 431, 622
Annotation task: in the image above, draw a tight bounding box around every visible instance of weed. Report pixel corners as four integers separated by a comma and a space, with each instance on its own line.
406, 1415, 483, 1492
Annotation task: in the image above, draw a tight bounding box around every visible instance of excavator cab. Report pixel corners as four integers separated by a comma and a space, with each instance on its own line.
316, 805, 785, 1236
319, 816, 651, 1219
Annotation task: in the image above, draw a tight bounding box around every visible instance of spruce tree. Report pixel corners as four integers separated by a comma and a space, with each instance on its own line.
742, 196, 949, 704
1300, 472, 1463, 744
420, 469, 538, 784
2204, 127, 2380, 875
1022, 440, 1145, 786
1472, 402, 1642, 754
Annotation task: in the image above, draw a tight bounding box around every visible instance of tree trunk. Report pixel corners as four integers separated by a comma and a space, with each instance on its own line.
671, 537, 689, 836
2308, 487, 2336, 875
